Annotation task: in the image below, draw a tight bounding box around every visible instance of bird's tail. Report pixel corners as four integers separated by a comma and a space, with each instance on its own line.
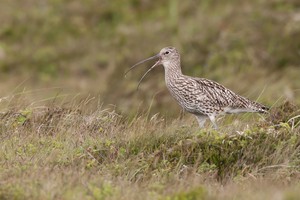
224, 96, 269, 114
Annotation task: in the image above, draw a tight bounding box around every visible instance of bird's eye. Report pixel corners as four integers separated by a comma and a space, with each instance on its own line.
165, 51, 169, 55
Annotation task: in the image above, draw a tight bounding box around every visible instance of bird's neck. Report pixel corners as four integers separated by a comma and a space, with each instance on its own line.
163, 61, 183, 81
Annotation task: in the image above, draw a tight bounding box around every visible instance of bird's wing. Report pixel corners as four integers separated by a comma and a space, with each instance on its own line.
191, 77, 251, 110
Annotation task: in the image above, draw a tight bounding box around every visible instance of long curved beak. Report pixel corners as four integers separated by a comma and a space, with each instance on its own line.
136, 59, 161, 90
124, 54, 160, 77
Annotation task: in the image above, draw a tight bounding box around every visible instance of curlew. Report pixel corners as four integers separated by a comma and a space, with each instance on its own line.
126, 47, 269, 129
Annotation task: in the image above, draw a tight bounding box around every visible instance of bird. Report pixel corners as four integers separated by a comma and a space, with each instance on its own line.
125, 47, 269, 129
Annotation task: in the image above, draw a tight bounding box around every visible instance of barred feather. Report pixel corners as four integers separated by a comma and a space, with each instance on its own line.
133, 46, 269, 128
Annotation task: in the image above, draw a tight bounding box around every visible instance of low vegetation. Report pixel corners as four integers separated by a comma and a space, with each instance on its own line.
0, 96, 299, 199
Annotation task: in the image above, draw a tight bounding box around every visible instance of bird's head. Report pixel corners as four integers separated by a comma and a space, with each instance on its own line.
159, 47, 180, 67
125, 46, 180, 89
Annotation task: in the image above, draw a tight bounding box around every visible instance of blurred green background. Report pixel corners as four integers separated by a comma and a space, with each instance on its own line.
0, 0, 300, 117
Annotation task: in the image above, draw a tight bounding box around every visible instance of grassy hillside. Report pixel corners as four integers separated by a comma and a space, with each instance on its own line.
1, 0, 300, 115
1, 0, 300, 199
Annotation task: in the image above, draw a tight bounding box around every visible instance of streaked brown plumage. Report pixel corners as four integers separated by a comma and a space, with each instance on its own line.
126, 47, 269, 129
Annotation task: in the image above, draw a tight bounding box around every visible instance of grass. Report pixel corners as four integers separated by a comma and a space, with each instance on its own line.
1, 0, 300, 199
0, 96, 300, 199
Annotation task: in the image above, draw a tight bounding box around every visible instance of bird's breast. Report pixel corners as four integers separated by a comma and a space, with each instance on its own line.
165, 78, 200, 113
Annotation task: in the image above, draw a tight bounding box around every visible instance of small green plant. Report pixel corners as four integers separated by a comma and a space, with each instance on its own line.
87, 183, 114, 200
163, 186, 207, 200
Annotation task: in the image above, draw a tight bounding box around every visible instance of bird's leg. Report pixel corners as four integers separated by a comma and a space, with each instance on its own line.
195, 115, 207, 128
208, 115, 218, 129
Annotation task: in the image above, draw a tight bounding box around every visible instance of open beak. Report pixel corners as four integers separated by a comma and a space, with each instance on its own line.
125, 54, 162, 90
136, 59, 161, 90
